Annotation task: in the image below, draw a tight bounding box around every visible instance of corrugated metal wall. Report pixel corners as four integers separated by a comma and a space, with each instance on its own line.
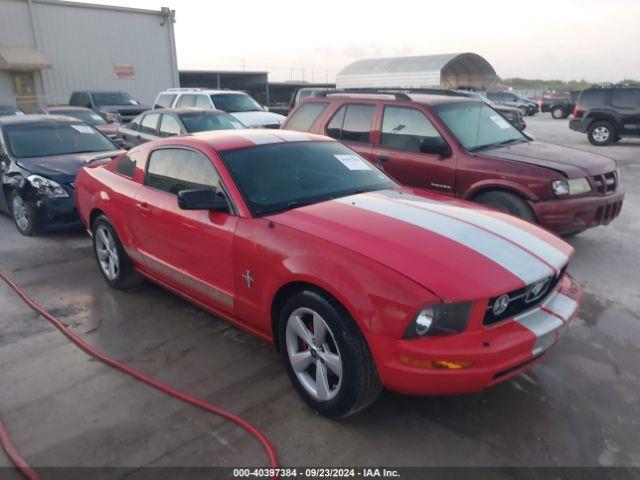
0, 0, 178, 107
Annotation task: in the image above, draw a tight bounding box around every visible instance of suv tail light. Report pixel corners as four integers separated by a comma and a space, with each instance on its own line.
573, 105, 583, 118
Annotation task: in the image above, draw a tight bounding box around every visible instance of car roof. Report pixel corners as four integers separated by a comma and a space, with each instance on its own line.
152, 107, 228, 115
73, 90, 128, 94
167, 128, 334, 153
0, 114, 83, 126
160, 89, 246, 96
315, 92, 478, 106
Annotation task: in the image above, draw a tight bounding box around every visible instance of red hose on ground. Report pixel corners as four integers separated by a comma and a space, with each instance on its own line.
0, 271, 278, 479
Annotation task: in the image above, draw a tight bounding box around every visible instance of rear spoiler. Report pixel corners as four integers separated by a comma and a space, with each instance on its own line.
85, 150, 127, 165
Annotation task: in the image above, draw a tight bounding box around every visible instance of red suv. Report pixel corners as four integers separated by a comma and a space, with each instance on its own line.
283, 91, 624, 235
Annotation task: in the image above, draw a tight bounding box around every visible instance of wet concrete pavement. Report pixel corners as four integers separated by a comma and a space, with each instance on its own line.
0, 115, 639, 476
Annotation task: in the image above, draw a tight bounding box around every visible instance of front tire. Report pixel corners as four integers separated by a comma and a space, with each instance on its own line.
10, 190, 37, 236
278, 290, 381, 418
475, 191, 536, 223
92, 215, 142, 289
588, 121, 615, 146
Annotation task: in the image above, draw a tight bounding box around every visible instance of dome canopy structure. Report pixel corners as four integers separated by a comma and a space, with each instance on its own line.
336, 53, 498, 90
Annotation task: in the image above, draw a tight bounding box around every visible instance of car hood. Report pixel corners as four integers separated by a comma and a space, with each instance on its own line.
16, 150, 123, 183
229, 111, 286, 127
269, 188, 574, 302
479, 141, 617, 177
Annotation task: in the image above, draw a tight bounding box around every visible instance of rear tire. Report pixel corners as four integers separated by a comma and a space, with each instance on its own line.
551, 106, 565, 119
92, 215, 142, 289
588, 121, 615, 146
475, 191, 536, 223
278, 289, 381, 418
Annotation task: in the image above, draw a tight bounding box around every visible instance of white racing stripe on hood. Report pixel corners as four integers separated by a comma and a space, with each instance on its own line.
337, 194, 554, 284
375, 190, 569, 271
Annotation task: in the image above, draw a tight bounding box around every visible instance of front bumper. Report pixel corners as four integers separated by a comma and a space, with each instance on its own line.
34, 195, 82, 231
369, 275, 582, 396
531, 187, 625, 235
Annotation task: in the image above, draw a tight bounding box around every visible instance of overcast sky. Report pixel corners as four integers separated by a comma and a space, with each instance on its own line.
82, 0, 639, 82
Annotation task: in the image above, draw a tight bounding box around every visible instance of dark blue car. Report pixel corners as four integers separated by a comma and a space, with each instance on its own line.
0, 115, 123, 235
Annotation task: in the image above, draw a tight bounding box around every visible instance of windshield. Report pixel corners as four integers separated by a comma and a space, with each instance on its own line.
179, 112, 246, 133
220, 141, 396, 216
210, 93, 262, 113
434, 101, 528, 152
4, 123, 117, 158
92, 92, 138, 106
55, 110, 107, 125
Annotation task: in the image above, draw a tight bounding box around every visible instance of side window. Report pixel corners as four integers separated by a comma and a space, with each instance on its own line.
341, 104, 375, 143
177, 94, 196, 108
286, 102, 328, 131
146, 148, 220, 195
611, 89, 640, 109
128, 115, 142, 131
195, 95, 211, 109
140, 113, 160, 135
159, 114, 182, 137
115, 155, 136, 178
381, 107, 444, 152
154, 93, 176, 109
326, 105, 346, 139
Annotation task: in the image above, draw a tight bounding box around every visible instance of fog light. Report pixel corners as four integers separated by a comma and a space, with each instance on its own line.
398, 356, 474, 369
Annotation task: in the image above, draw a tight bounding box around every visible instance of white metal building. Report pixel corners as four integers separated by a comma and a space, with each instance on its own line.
0, 0, 178, 111
336, 53, 498, 90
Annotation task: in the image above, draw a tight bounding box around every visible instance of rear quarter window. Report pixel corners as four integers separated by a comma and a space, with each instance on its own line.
114, 155, 136, 178
580, 90, 609, 107
286, 102, 328, 131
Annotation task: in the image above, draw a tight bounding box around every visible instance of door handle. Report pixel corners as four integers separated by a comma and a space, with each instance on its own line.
136, 202, 150, 215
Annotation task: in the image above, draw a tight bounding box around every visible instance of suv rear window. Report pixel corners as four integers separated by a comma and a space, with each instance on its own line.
611, 89, 640, 109
155, 93, 176, 109
326, 104, 375, 144
286, 102, 327, 131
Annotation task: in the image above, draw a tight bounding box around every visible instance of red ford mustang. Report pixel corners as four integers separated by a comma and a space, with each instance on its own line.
75, 129, 583, 417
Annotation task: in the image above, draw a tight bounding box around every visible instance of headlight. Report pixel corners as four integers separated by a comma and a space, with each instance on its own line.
27, 175, 68, 197
551, 178, 591, 196
403, 302, 472, 339
104, 112, 119, 123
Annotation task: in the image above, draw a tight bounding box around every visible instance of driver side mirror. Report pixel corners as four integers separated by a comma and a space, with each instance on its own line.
420, 137, 452, 157
177, 189, 229, 213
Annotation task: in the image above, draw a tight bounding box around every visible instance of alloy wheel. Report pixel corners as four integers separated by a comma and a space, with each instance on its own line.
11, 195, 30, 232
592, 126, 610, 143
95, 225, 120, 281
285, 307, 343, 401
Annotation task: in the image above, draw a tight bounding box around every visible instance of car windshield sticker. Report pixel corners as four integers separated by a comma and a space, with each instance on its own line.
335, 154, 372, 171
490, 114, 511, 129
71, 125, 95, 134
90, 114, 103, 121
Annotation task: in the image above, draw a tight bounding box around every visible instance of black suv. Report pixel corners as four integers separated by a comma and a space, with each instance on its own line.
570, 86, 640, 145
69, 91, 149, 124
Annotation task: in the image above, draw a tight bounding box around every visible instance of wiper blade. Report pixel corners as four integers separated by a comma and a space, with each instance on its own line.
471, 138, 525, 152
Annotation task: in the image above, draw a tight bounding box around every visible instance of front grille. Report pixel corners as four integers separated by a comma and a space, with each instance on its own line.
594, 201, 623, 225
593, 171, 617, 195
483, 268, 566, 326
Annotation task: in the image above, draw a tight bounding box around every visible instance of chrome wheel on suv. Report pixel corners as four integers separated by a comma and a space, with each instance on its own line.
588, 121, 615, 146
